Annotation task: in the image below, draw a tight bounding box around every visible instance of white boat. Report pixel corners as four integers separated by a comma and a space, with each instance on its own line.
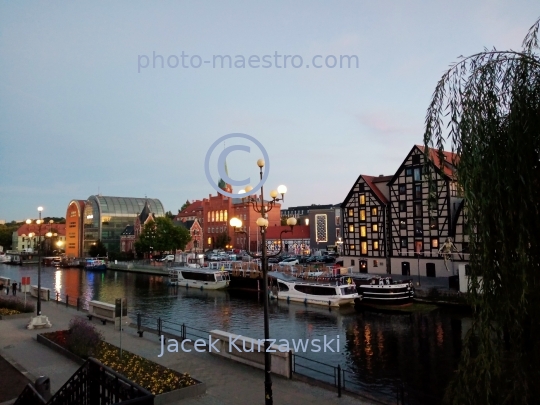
0, 254, 10, 263
269, 271, 359, 307
168, 267, 230, 290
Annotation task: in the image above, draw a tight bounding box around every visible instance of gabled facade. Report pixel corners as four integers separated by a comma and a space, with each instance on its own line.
175, 218, 203, 253
340, 145, 466, 278
341, 175, 391, 274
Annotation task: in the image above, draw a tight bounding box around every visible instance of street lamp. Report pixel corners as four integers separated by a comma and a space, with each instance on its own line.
229, 159, 297, 405
26, 207, 51, 329
336, 237, 343, 256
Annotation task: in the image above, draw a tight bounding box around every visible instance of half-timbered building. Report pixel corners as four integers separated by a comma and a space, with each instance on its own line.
341, 145, 468, 278
341, 175, 392, 274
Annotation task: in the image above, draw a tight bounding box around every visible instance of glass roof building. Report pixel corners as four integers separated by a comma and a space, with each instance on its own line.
82, 196, 164, 255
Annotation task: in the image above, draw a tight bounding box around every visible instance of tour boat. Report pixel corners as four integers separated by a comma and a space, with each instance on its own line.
269, 272, 359, 307
342, 274, 415, 305
84, 258, 107, 271
168, 267, 230, 290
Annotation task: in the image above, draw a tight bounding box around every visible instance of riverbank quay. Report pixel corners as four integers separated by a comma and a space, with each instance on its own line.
108, 262, 170, 276
0, 299, 381, 405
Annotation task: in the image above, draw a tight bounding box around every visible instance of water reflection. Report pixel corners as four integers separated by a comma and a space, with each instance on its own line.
0, 264, 466, 404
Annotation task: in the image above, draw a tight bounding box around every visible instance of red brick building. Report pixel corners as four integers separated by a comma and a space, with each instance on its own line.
175, 219, 203, 253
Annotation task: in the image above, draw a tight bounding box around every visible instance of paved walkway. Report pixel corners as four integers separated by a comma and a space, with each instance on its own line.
0, 299, 381, 405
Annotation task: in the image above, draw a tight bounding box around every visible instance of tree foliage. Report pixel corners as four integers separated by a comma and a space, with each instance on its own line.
180, 200, 191, 211
214, 232, 231, 249
423, 18, 540, 405
135, 217, 191, 254
88, 240, 107, 258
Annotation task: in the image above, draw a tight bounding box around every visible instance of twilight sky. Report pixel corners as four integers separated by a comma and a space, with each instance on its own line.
0, 1, 537, 221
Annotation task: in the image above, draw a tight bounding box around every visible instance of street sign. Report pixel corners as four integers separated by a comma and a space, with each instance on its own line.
21, 277, 30, 293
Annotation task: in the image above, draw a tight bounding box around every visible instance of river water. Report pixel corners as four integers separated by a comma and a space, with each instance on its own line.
0, 264, 468, 404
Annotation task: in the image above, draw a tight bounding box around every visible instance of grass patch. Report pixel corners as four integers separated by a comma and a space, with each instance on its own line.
42, 329, 197, 395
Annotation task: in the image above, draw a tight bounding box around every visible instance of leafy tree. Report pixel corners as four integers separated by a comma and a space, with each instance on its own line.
423, 18, 540, 405
135, 217, 191, 255
164, 210, 175, 220
0, 223, 21, 251
88, 240, 107, 257
214, 232, 231, 249
180, 200, 191, 211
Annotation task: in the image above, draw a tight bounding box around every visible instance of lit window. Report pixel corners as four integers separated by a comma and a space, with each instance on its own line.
219, 210, 223, 222
360, 209, 366, 221
348, 209, 354, 216
359, 194, 366, 205
360, 226, 366, 237
349, 244, 355, 250
224, 211, 228, 221
373, 241, 379, 250
207, 238, 211, 244
211, 211, 215, 222
349, 224, 354, 232
361, 241, 367, 255
400, 219, 406, 230
431, 238, 439, 249
371, 207, 378, 216
372, 224, 378, 232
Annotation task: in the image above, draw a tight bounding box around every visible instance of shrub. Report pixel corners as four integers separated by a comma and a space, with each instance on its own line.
0, 296, 35, 313
66, 318, 103, 359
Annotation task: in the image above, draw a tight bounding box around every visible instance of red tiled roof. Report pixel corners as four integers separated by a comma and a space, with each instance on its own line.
175, 200, 204, 219
17, 223, 66, 237
417, 145, 458, 178
362, 175, 389, 204
266, 225, 310, 239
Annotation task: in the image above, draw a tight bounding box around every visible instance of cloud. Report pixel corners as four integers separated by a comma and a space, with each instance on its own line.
355, 110, 421, 136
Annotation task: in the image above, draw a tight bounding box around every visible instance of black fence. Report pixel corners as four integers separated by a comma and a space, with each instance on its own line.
15, 358, 154, 405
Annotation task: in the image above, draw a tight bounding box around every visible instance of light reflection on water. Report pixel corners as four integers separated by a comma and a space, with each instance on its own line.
1, 264, 466, 404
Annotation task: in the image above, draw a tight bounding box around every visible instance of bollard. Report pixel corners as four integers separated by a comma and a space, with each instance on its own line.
337, 364, 341, 397
66, 295, 69, 307
157, 317, 162, 338
56, 292, 59, 304
137, 313, 144, 337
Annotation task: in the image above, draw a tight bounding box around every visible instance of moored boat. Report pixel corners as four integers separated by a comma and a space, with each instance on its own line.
269, 271, 359, 307
84, 258, 107, 271
168, 267, 230, 290
342, 274, 415, 305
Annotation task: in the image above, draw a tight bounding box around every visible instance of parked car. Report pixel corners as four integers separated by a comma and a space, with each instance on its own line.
158, 255, 175, 262
278, 257, 299, 266
319, 255, 336, 264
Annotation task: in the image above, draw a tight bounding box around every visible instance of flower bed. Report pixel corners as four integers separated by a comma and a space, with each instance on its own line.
0, 296, 34, 313
42, 330, 197, 396
0, 308, 21, 316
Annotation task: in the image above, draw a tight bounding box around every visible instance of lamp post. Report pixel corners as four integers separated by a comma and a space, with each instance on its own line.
229, 159, 297, 405
336, 237, 343, 256
26, 207, 44, 316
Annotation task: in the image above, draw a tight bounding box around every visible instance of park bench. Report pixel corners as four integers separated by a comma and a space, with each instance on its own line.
30, 285, 51, 301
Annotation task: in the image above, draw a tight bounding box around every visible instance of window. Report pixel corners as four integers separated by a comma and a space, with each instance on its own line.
415, 240, 423, 254
429, 217, 438, 230
348, 209, 353, 217
414, 185, 422, 199
412, 154, 421, 164
207, 212, 211, 222
399, 184, 406, 194
360, 209, 366, 221
414, 220, 423, 236
400, 237, 408, 249
224, 211, 228, 221
406, 168, 412, 176
348, 224, 354, 232
359, 194, 366, 205
372, 224, 378, 232
413, 168, 422, 181
336, 229, 341, 239
207, 237, 212, 244
399, 202, 406, 212
315, 214, 328, 242
351, 260, 355, 266
360, 226, 366, 237
373, 241, 379, 250
371, 207, 378, 216
414, 202, 422, 217
349, 244, 355, 250
400, 219, 406, 230
219, 210, 223, 222
361, 241, 367, 255
358, 183, 365, 192
431, 238, 439, 248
